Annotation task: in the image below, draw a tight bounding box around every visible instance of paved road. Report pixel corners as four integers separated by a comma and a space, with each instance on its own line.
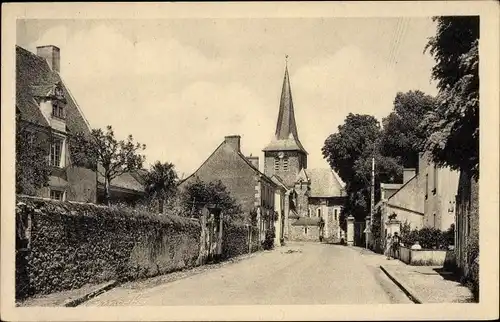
84, 242, 412, 305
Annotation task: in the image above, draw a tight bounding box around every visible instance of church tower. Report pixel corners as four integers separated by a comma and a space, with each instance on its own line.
263, 60, 308, 188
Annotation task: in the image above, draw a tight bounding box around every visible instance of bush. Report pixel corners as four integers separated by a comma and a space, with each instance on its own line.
400, 225, 452, 250
262, 228, 275, 250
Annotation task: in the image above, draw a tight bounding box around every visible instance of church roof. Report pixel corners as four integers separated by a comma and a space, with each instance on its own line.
263, 65, 307, 154
305, 168, 346, 198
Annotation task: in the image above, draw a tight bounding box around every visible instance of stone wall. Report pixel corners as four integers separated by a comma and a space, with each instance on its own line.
289, 225, 320, 241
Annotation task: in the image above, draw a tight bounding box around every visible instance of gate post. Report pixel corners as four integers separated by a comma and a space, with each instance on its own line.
347, 216, 355, 246
197, 208, 208, 265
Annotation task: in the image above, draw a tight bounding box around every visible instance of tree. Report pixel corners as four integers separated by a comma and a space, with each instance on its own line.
322, 113, 401, 223
380, 91, 437, 168
421, 16, 479, 179
70, 125, 146, 205
143, 161, 178, 214
180, 178, 242, 222
15, 115, 51, 195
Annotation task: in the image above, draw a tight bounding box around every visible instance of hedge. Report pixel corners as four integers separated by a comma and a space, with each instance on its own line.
400, 224, 455, 250
15, 196, 201, 300
221, 222, 261, 259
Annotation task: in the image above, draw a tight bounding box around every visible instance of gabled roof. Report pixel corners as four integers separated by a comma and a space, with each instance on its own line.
288, 209, 300, 219
263, 65, 307, 154
292, 216, 320, 226
180, 137, 278, 189
98, 171, 145, 193
296, 168, 309, 183
15, 45, 91, 135
304, 168, 346, 198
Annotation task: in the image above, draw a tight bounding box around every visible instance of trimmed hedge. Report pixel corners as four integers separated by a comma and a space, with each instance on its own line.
221, 222, 260, 259
400, 224, 454, 250
15, 197, 201, 300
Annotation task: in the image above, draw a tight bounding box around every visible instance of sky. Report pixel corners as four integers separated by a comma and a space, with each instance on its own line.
17, 18, 439, 178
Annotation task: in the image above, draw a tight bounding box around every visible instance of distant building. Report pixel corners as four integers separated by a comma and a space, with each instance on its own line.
262, 64, 346, 242
374, 152, 459, 248
178, 135, 283, 243
15, 45, 144, 203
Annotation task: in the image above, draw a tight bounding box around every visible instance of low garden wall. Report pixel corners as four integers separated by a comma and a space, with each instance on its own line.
15, 197, 202, 300
398, 246, 455, 266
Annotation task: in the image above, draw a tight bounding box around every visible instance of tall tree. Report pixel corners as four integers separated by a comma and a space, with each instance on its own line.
15, 115, 51, 195
380, 90, 437, 168
70, 125, 146, 205
144, 161, 178, 214
322, 113, 401, 223
421, 16, 479, 179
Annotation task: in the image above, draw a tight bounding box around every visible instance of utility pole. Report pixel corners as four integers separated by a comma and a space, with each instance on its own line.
368, 157, 375, 249
370, 157, 375, 226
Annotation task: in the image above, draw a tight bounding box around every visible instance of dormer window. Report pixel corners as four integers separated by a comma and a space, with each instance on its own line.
52, 101, 65, 119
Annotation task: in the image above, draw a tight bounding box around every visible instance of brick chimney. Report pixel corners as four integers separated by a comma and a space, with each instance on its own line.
246, 154, 259, 169
224, 135, 241, 152
403, 168, 416, 184
37, 45, 60, 72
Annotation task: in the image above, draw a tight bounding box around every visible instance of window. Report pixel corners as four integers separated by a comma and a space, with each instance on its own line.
50, 189, 64, 201
274, 158, 280, 171
425, 173, 429, 199
50, 138, 63, 167
304, 227, 308, 234
52, 101, 65, 119
334, 209, 338, 221
283, 157, 289, 171
308, 208, 311, 217
433, 214, 436, 228
317, 208, 321, 218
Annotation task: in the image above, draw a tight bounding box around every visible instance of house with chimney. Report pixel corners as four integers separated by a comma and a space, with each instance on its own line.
374, 152, 459, 248
15, 44, 144, 203
178, 135, 284, 244
262, 63, 347, 242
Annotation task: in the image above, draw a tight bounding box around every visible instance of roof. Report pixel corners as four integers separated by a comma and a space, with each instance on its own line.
288, 209, 300, 219
305, 168, 346, 198
98, 171, 145, 193
271, 175, 288, 191
263, 65, 307, 154
296, 168, 309, 183
292, 216, 320, 226
180, 137, 277, 189
16, 45, 91, 135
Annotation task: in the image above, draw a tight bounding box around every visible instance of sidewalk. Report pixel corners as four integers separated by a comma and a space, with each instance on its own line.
352, 246, 475, 303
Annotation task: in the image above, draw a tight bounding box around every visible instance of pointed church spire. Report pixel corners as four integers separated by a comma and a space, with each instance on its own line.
265, 57, 307, 154
275, 58, 299, 140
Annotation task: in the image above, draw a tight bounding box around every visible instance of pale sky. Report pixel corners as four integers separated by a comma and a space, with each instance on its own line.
17, 18, 439, 178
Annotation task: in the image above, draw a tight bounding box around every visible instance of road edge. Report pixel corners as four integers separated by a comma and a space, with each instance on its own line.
379, 265, 423, 304
63, 281, 119, 307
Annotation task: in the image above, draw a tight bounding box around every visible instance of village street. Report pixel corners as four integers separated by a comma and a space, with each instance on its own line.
84, 243, 412, 306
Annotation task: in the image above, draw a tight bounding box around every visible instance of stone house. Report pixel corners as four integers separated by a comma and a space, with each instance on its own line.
15, 45, 144, 203
178, 135, 283, 243
374, 152, 459, 248
262, 64, 346, 242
